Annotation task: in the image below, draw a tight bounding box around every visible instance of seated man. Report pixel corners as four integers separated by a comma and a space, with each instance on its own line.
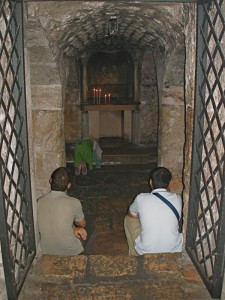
124, 166, 183, 255
37, 167, 94, 255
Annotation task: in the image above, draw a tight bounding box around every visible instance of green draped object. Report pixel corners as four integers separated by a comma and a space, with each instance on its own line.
74, 139, 94, 169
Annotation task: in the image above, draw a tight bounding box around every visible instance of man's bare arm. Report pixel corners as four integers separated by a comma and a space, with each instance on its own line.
74, 218, 87, 228
73, 227, 87, 240
127, 211, 139, 219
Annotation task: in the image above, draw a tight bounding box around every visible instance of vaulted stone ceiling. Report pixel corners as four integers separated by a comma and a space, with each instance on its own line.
27, 1, 185, 59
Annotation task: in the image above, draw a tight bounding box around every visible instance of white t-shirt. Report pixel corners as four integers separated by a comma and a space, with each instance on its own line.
129, 188, 183, 255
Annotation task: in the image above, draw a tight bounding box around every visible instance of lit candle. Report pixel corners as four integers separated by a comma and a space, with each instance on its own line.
96, 89, 98, 104
108, 93, 111, 103
93, 89, 95, 104
99, 89, 101, 104
105, 94, 107, 103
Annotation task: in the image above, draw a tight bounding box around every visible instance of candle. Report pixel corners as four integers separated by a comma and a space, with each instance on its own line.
105, 94, 107, 103
99, 89, 101, 104
96, 89, 98, 104
108, 93, 111, 103
93, 89, 95, 104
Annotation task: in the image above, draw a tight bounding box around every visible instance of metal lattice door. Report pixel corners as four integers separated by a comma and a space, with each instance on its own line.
0, 1, 36, 299
186, 0, 225, 299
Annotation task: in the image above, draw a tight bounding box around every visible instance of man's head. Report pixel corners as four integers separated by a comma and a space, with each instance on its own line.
50, 167, 71, 191
149, 167, 172, 190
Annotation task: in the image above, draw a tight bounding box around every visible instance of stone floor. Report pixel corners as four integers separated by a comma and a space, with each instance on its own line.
67, 162, 157, 255
66, 138, 179, 255
19, 142, 222, 299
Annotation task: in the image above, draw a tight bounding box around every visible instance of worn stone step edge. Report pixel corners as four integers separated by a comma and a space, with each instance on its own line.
30, 253, 182, 282
19, 253, 211, 300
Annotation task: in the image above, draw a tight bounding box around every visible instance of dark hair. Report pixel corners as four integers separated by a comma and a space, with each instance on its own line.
149, 167, 172, 189
50, 167, 71, 191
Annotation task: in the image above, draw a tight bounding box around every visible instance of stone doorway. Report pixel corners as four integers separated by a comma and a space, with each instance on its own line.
26, 0, 185, 255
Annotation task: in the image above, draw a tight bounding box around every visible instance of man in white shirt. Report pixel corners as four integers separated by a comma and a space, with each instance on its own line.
124, 167, 183, 255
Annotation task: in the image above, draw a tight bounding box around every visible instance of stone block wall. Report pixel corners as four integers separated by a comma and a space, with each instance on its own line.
64, 57, 82, 144
140, 51, 159, 144
183, 4, 197, 239
160, 46, 185, 188
154, 44, 185, 194
160, 86, 185, 188
25, 14, 65, 199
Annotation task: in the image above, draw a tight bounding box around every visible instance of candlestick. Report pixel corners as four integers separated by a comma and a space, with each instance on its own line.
108, 93, 111, 103
105, 94, 107, 103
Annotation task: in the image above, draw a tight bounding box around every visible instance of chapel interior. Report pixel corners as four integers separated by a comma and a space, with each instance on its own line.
26, 0, 186, 252
2, 0, 225, 299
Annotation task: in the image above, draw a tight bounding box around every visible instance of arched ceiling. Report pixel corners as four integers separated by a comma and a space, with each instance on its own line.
27, 2, 185, 59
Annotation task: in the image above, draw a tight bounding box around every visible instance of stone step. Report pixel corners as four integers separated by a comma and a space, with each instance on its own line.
19, 253, 211, 300
101, 151, 157, 165
66, 141, 157, 165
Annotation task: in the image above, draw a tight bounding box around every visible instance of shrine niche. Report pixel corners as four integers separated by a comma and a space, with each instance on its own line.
87, 52, 133, 104
80, 51, 140, 144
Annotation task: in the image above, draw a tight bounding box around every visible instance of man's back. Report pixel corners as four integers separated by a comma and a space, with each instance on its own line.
129, 189, 183, 254
37, 190, 84, 255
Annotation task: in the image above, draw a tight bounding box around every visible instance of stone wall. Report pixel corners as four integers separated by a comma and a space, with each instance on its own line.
155, 44, 185, 194
25, 8, 65, 199
64, 56, 82, 144
140, 51, 159, 144
183, 4, 197, 241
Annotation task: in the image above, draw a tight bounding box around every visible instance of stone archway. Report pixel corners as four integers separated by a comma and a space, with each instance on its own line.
25, 1, 187, 250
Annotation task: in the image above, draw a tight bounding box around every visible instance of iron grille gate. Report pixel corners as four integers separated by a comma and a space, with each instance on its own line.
186, 0, 225, 299
0, 1, 36, 299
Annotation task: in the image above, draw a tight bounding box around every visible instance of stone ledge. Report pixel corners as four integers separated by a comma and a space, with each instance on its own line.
37, 254, 88, 279
34, 253, 182, 283
19, 253, 212, 300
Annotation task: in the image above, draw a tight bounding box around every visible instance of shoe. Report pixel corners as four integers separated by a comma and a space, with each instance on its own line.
81, 163, 87, 176
75, 164, 82, 176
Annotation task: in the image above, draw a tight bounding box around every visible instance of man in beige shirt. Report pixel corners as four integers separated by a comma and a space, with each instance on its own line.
37, 167, 90, 255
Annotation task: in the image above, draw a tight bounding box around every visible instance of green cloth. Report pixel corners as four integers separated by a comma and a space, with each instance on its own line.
74, 139, 94, 169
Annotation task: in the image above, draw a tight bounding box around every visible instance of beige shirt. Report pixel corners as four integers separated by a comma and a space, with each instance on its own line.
37, 190, 84, 255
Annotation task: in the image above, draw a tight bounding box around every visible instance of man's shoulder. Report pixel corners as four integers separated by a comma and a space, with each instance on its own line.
169, 192, 182, 201
37, 191, 81, 204
37, 191, 51, 202
64, 194, 82, 206
135, 192, 152, 200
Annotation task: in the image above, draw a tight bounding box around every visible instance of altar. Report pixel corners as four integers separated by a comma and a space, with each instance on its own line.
80, 103, 140, 145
